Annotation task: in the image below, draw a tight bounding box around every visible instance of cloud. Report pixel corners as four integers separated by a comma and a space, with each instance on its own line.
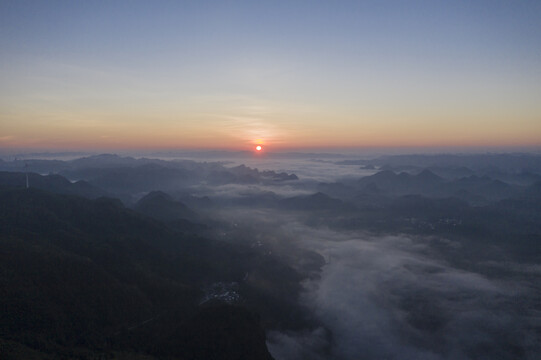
267, 327, 330, 360
190, 182, 312, 199
225, 158, 377, 182
264, 224, 538, 360
188, 156, 540, 360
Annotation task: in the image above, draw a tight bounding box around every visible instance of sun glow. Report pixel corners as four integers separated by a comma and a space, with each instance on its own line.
256, 145, 262, 151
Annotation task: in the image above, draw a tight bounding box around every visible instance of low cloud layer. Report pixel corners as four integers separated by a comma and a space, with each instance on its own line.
225, 158, 377, 182
4, 153, 537, 359
191, 182, 313, 199
267, 224, 539, 360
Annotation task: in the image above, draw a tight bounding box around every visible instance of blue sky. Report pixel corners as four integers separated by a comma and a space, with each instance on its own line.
1, 0, 540, 150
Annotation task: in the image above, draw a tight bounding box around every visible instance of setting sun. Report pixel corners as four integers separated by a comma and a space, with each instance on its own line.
256, 145, 262, 151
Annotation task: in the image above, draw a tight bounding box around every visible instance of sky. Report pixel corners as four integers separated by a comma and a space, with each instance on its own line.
1, 0, 540, 152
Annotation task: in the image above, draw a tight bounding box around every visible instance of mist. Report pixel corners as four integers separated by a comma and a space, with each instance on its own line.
1, 151, 540, 359
188, 154, 539, 359
202, 200, 538, 359
269, 226, 537, 359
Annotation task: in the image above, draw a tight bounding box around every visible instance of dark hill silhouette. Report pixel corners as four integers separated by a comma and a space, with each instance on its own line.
0, 187, 276, 359
163, 304, 274, 360
316, 182, 357, 200
135, 190, 197, 221
68, 164, 199, 194
0, 171, 107, 198
450, 175, 516, 200
261, 169, 299, 181
69, 153, 144, 168
522, 180, 541, 199
357, 169, 444, 196
221, 165, 299, 184
426, 166, 475, 179
416, 168, 444, 182
0, 155, 299, 200
133, 191, 207, 233
281, 192, 355, 212
356, 169, 520, 201
389, 194, 469, 218
366, 153, 541, 173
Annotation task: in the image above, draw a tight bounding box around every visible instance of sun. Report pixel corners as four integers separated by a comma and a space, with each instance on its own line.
255, 145, 262, 151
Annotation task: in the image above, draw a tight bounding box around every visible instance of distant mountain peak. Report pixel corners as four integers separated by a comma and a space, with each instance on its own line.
311, 191, 331, 199
362, 182, 381, 194
135, 190, 195, 222
416, 169, 443, 181
139, 190, 173, 202
367, 170, 397, 181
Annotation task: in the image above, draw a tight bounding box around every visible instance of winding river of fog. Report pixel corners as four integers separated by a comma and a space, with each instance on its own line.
199, 157, 539, 360
7, 152, 538, 359
224, 158, 377, 182
266, 225, 538, 360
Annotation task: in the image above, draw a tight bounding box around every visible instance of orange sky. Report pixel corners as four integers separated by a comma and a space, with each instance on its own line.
1, 2, 540, 152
